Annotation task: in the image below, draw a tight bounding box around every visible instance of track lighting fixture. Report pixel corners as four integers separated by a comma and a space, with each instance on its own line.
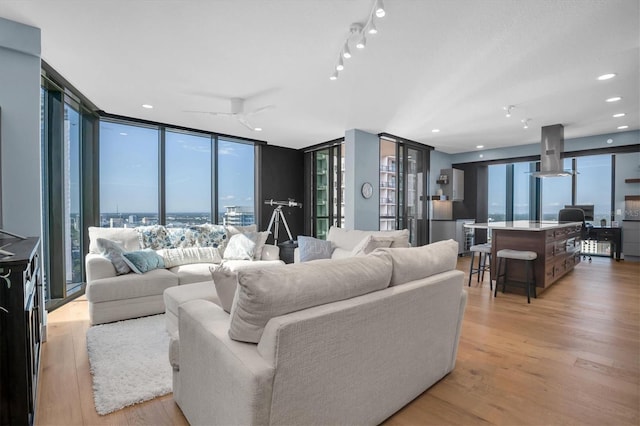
375, 0, 386, 17
328, 0, 385, 80
356, 34, 367, 49
503, 105, 514, 118
342, 43, 351, 59
522, 119, 531, 129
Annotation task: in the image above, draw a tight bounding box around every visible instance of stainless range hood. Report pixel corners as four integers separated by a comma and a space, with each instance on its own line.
533, 124, 573, 178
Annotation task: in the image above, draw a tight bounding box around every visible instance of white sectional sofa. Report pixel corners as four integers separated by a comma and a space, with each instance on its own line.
171, 239, 466, 425
294, 226, 411, 262
84, 224, 282, 325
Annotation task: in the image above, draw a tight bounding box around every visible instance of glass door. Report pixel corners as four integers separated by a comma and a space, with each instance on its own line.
405, 147, 426, 247
379, 137, 430, 245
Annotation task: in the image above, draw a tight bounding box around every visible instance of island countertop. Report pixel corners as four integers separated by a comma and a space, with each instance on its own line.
465, 220, 582, 231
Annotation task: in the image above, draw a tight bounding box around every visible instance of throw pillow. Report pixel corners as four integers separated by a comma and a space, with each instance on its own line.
253, 231, 269, 260
96, 238, 131, 275
374, 239, 458, 286
157, 247, 222, 268
223, 233, 257, 261
351, 235, 394, 256
210, 265, 238, 313
122, 249, 166, 274
297, 235, 333, 262
228, 252, 393, 343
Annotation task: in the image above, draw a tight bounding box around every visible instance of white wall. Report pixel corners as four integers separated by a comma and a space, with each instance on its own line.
344, 129, 380, 230
0, 17, 42, 237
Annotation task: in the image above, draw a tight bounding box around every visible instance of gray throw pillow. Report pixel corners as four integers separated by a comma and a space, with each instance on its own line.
122, 249, 165, 274
96, 238, 131, 275
297, 235, 333, 262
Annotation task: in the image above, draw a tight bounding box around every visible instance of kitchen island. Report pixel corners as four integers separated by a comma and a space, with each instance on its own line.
466, 221, 583, 291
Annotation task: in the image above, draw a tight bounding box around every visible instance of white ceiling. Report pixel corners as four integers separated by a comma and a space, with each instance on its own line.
1, 0, 638, 153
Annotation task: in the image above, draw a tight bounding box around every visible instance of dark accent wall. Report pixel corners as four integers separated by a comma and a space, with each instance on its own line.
452, 163, 489, 243
259, 145, 305, 244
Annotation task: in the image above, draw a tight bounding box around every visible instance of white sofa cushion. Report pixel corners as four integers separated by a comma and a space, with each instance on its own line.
228, 253, 393, 343
375, 239, 459, 286
88, 226, 140, 254
169, 263, 219, 285
157, 247, 222, 267
85, 268, 179, 303
327, 226, 410, 252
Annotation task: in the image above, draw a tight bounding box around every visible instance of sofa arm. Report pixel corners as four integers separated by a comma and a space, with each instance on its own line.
176, 300, 275, 426
85, 253, 116, 282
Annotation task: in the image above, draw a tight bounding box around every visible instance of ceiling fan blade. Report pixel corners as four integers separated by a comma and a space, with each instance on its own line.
183, 110, 235, 117
237, 116, 258, 131
245, 105, 275, 116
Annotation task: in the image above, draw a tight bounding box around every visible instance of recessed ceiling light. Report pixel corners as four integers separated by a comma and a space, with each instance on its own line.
476, 145, 484, 149
432, 129, 440, 133
597, 73, 616, 80
613, 113, 626, 118
606, 97, 622, 102
142, 104, 154, 109
479, 154, 484, 158
119, 132, 128, 136
617, 125, 629, 130
254, 127, 263, 132
606, 139, 613, 144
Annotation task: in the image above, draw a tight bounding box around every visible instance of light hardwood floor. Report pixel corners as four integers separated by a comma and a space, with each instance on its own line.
36, 256, 640, 425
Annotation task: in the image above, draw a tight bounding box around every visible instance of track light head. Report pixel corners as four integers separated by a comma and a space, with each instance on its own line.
521, 118, 530, 129
342, 43, 352, 59
368, 21, 378, 34
504, 105, 514, 118
336, 57, 344, 71
375, 0, 386, 17
356, 34, 367, 49
329, 71, 338, 81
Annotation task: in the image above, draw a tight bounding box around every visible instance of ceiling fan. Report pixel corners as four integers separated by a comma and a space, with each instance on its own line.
185, 97, 274, 132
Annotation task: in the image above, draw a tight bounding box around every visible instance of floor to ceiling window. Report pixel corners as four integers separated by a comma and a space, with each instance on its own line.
379, 136, 430, 246
99, 121, 159, 227
64, 104, 82, 288
513, 162, 534, 220
487, 164, 507, 222
218, 138, 256, 225
541, 158, 573, 220
165, 130, 212, 226
576, 154, 612, 224
42, 69, 100, 307
304, 142, 344, 239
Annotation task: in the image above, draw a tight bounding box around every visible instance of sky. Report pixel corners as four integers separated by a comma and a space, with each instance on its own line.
97, 121, 254, 214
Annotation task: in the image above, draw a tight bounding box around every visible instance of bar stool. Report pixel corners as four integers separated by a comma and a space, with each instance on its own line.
468, 243, 492, 289
495, 249, 537, 303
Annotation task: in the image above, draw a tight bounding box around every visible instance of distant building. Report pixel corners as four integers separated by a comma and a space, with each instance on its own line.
223, 206, 254, 226
110, 217, 125, 227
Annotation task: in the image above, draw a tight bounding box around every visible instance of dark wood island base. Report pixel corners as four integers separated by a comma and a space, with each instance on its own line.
466, 221, 583, 293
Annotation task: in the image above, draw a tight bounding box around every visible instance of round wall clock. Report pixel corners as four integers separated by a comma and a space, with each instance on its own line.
361, 182, 373, 199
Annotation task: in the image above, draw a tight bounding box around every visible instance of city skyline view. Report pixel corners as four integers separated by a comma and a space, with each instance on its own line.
98, 121, 255, 215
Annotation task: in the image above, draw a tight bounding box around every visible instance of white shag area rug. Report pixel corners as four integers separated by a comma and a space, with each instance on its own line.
86, 314, 172, 415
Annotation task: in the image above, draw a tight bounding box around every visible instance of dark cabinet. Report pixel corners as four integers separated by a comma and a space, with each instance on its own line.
0, 237, 42, 426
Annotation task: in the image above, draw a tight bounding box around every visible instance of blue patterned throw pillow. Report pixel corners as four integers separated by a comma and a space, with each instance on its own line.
122, 249, 165, 274
297, 236, 333, 262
